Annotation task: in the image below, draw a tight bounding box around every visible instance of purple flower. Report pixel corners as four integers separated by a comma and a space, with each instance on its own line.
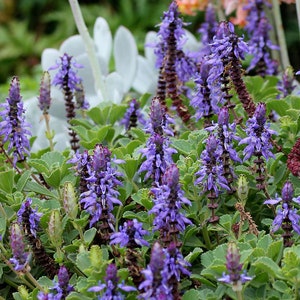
38, 71, 51, 113
139, 242, 166, 299
264, 181, 300, 236
110, 219, 149, 248
0, 76, 31, 166
218, 242, 252, 292
49, 53, 83, 92
198, 3, 218, 57
9, 223, 30, 272
120, 99, 147, 131
239, 103, 276, 161
150, 164, 192, 243
17, 198, 42, 238
191, 58, 221, 122
244, 0, 278, 76
37, 265, 74, 300
139, 242, 190, 299
139, 133, 176, 183
139, 98, 177, 184
195, 134, 230, 196
80, 144, 123, 228
154, 1, 186, 69
88, 264, 136, 299
277, 66, 297, 98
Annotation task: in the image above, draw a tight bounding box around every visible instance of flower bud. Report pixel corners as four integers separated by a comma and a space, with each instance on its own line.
48, 210, 63, 248
63, 182, 78, 220
237, 175, 249, 203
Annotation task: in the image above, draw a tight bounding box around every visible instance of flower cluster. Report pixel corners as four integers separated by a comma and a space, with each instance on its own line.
17, 198, 42, 238
0, 76, 31, 166
218, 242, 252, 292
139, 242, 190, 299
139, 98, 176, 185
110, 219, 149, 248
239, 103, 276, 161
9, 223, 30, 272
150, 164, 191, 247
38, 266, 74, 300
277, 66, 297, 98
78, 144, 124, 242
120, 99, 147, 131
50, 53, 83, 92
287, 137, 300, 177
264, 181, 300, 246
89, 264, 136, 299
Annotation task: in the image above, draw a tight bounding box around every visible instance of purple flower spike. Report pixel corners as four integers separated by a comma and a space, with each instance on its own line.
9, 223, 30, 272
17, 198, 42, 238
218, 242, 252, 292
38, 71, 51, 113
277, 66, 296, 98
264, 181, 300, 242
120, 99, 147, 131
139, 242, 170, 299
195, 134, 230, 196
239, 103, 276, 161
50, 53, 83, 92
38, 265, 74, 300
88, 264, 136, 299
110, 219, 149, 248
79, 144, 123, 243
150, 164, 191, 247
0, 76, 31, 166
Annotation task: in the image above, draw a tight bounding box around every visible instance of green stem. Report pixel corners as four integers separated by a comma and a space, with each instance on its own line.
202, 224, 212, 250
68, 0, 107, 100
43, 112, 54, 151
271, 0, 290, 69
296, 0, 300, 40
236, 290, 244, 300
25, 271, 45, 291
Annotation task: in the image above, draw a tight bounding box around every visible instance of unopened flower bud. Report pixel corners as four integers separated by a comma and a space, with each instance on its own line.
237, 175, 249, 203
63, 182, 78, 220
38, 71, 51, 113
48, 210, 63, 248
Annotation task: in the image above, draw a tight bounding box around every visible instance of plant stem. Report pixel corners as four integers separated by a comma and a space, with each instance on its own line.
236, 290, 244, 300
68, 0, 107, 100
25, 271, 45, 291
202, 224, 212, 250
296, 0, 300, 40
271, 0, 290, 69
43, 112, 54, 151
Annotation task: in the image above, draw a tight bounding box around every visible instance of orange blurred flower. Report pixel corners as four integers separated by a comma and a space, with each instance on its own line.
222, 0, 249, 27
176, 0, 209, 15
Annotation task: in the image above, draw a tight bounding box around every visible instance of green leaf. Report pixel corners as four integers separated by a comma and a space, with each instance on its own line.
252, 257, 281, 277
0, 169, 14, 194
171, 139, 192, 155
267, 239, 283, 263
267, 100, 290, 116
72, 125, 89, 140
182, 289, 201, 300
83, 228, 97, 245
66, 292, 91, 300
43, 168, 62, 188
16, 170, 31, 191
41, 151, 65, 168
185, 247, 203, 263
273, 280, 291, 294
122, 158, 139, 180
25, 181, 57, 198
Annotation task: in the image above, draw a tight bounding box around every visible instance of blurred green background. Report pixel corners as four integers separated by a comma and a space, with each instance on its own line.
0, 0, 299, 85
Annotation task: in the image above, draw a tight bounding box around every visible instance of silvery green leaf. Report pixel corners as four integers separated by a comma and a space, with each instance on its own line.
60, 35, 86, 57
144, 31, 158, 66
76, 53, 97, 95
132, 55, 157, 94
93, 17, 112, 68
183, 29, 201, 52
41, 48, 60, 71
105, 72, 124, 104
114, 26, 138, 93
